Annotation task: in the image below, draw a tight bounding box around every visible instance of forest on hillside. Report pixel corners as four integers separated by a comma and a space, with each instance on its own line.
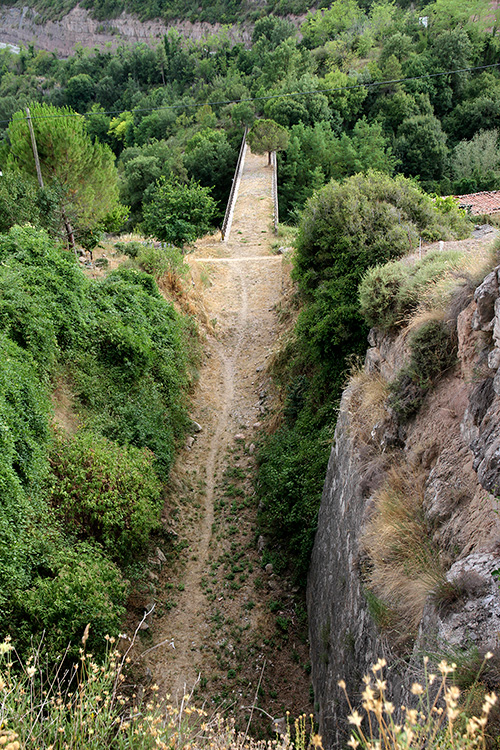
0, 0, 497, 654
0, 0, 498, 229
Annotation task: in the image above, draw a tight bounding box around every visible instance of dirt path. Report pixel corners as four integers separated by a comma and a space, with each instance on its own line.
137, 151, 310, 734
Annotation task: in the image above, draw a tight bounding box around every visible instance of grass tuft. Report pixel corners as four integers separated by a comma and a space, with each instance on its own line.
362, 464, 446, 638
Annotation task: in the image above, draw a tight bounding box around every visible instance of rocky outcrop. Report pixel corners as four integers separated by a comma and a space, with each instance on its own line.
0, 5, 252, 56
308, 261, 500, 749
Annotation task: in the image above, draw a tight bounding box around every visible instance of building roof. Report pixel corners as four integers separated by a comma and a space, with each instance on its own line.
454, 190, 500, 215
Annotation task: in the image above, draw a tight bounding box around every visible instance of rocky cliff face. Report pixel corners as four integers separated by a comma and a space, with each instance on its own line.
307, 244, 500, 749
0, 5, 252, 56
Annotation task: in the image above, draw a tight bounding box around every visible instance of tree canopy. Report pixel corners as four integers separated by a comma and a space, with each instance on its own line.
247, 118, 289, 164
142, 177, 216, 246
7, 102, 122, 248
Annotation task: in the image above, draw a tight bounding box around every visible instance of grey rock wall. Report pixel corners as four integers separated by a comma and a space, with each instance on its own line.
307, 403, 395, 749
308, 264, 500, 749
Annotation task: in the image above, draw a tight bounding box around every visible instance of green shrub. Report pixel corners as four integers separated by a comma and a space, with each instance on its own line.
359, 249, 465, 330
142, 177, 216, 246
0, 335, 50, 492
21, 542, 127, 658
0, 226, 90, 354
257, 416, 331, 582
48, 430, 162, 563
0, 223, 196, 658
114, 239, 143, 258
389, 320, 456, 421
294, 172, 470, 298
258, 175, 469, 583
136, 242, 189, 283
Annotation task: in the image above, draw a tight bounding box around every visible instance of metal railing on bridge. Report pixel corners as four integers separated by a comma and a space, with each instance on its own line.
221, 127, 248, 242
271, 150, 278, 235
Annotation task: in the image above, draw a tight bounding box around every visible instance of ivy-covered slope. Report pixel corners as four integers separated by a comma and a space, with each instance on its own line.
0, 225, 196, 658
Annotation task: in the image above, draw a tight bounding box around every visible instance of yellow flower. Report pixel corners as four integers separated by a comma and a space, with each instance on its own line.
411, 683, 423, 695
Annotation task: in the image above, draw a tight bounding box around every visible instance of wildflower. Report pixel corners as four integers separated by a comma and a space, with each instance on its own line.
445, 686, 460, 705
372, 658, 387, 673
362, 685, 376, 703
347, 737, 359, 749
0, 642, 13, 656
26, 666, 36, 678
485, 651, 493, 660
338, 680, 346, 690
312, 735, 323, 748
438, 660, 454, 675
411, 683, 423, 696
483, 692, 497, 708
348, 711, 363, 728
406, 710, 418, 725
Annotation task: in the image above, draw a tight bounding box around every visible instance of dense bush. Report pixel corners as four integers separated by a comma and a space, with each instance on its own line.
359, 249, 464, 330
294, 172, 469, 297
142, 177, 216, 246
49, 431, 163, 563
21, 542, 127, 658
257, 419, 331, 580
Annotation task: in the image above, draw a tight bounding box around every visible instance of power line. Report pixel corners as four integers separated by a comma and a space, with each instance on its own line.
3, 61, 500, 125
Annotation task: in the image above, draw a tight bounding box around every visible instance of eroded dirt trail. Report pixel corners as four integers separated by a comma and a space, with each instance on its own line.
139, 153, 310, 727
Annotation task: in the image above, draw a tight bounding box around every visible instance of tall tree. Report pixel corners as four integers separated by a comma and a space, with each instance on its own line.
247, 119, 289, 164
7, 102, 121, 250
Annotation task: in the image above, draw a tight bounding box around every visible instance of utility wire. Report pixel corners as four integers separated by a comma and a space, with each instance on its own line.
3, 60, 500, 125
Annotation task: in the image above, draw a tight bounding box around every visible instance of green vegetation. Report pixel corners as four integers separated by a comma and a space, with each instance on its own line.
0, 0, 496, 659
247, 118, 289, 164
49, 431, 163, 564
142, 177, 216, 246
0, 225, 195, 655
389, 319, 456, 421
6, 102, 125, 249
257, 172, 468, 582
0, 0, 496, 237
359, 248, 465, 330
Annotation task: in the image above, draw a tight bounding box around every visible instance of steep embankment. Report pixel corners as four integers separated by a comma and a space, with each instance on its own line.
127, 151, 310, 736
0, 5, 251, 55
308, 232, 500, 749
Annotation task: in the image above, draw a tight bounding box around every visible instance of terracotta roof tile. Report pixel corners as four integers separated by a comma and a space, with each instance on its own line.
453, 190, 500, 215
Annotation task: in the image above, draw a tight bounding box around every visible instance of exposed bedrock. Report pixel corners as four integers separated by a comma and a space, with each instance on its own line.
308, 266, 500, 749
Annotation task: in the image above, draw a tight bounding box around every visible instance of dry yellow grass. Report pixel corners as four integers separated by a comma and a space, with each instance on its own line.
346, 368, 390, 445
362, 463, 446, 633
